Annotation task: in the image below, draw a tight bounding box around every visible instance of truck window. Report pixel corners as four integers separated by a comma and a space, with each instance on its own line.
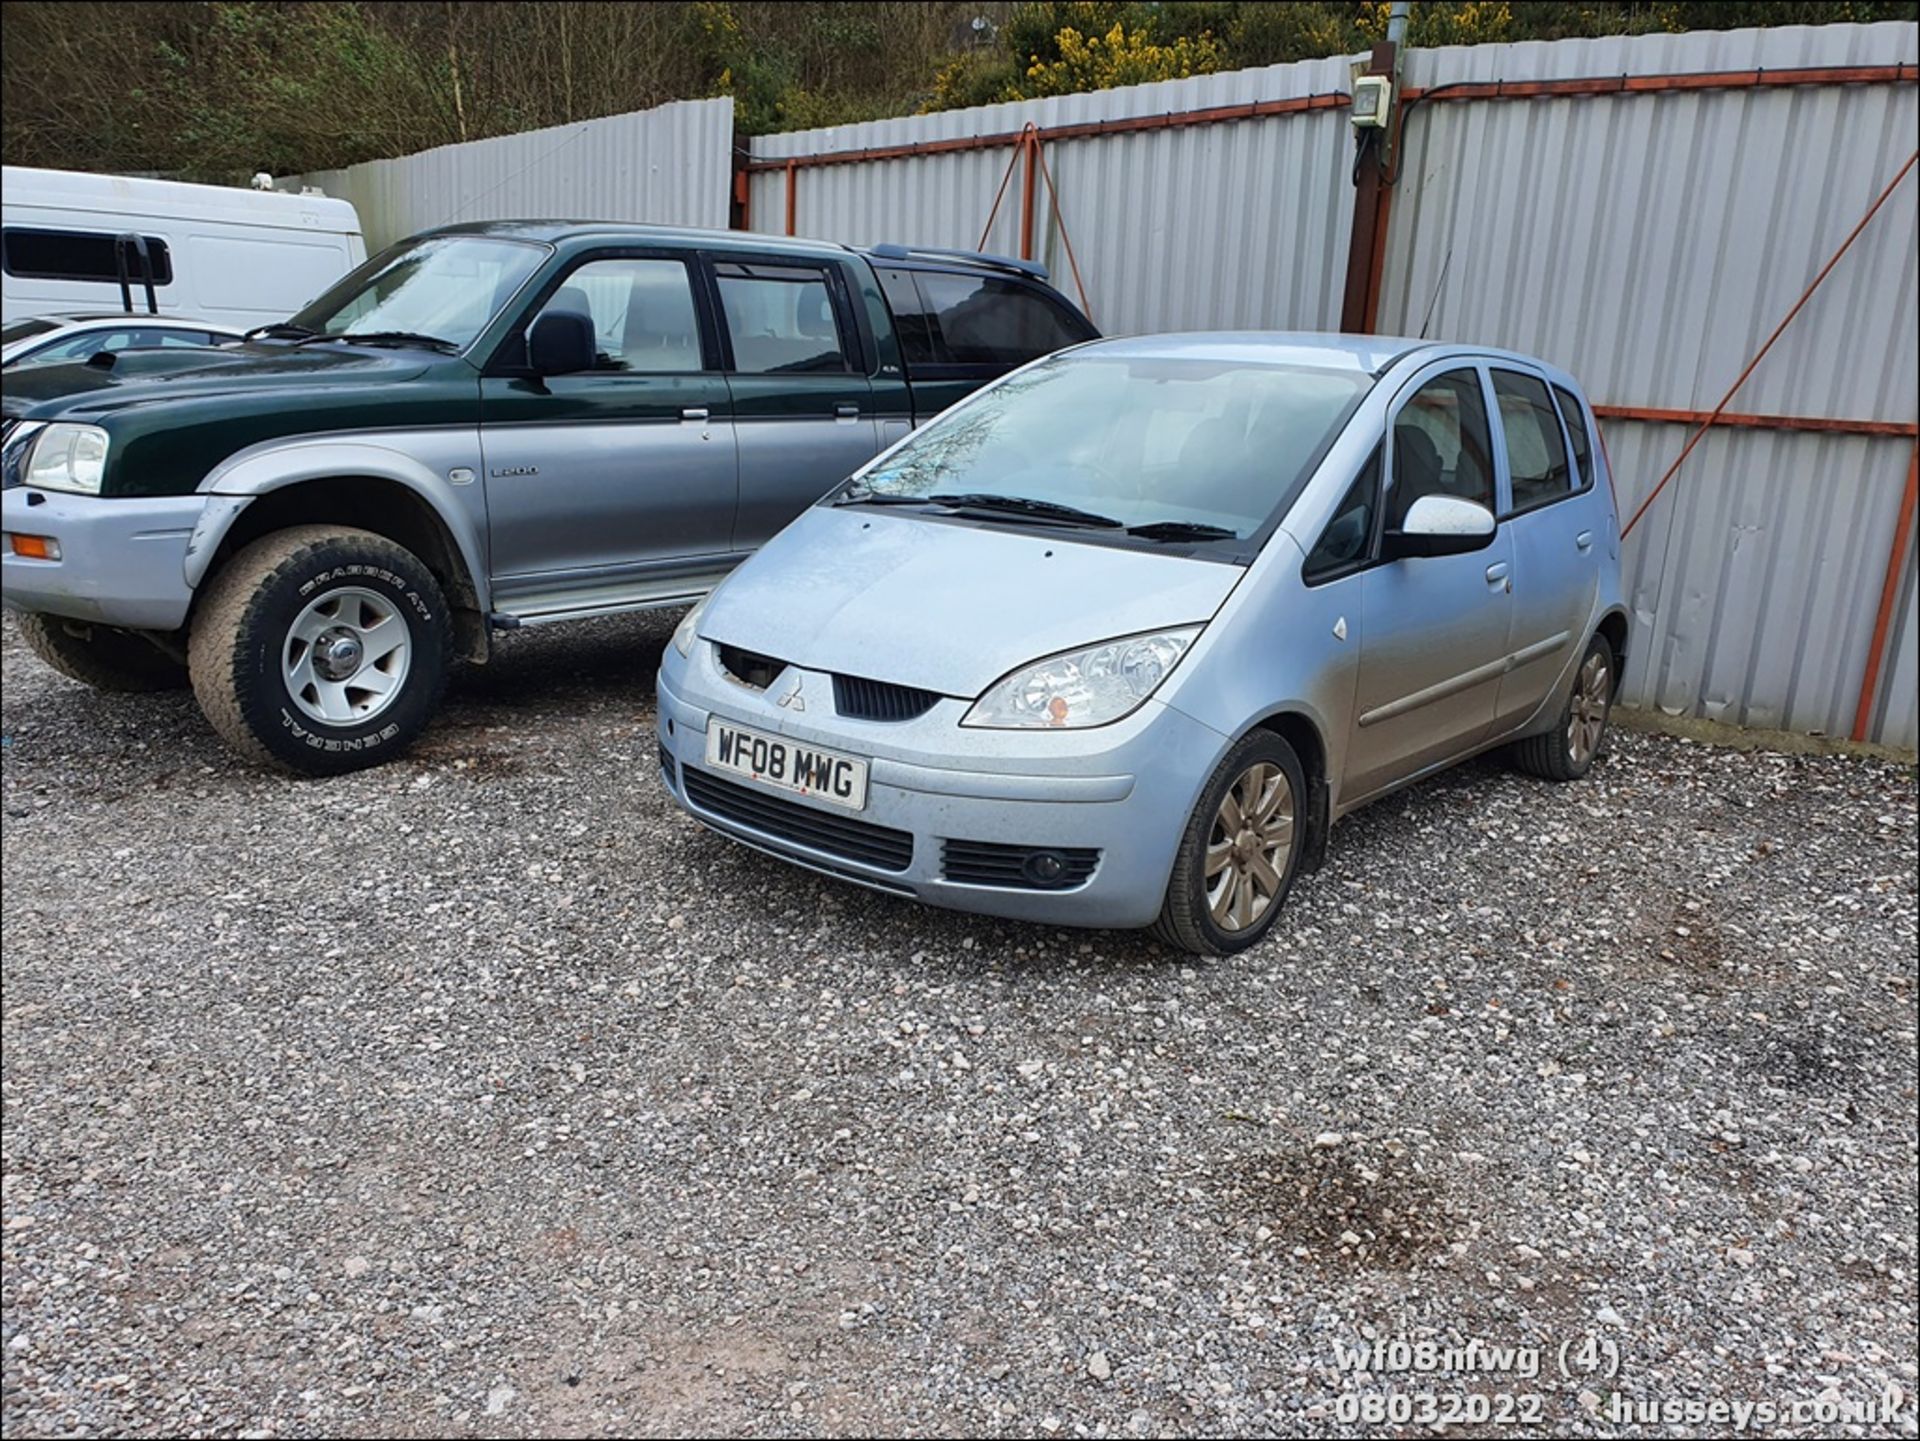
536, 258, 703, 372
714, 260, 850, 374
873, 266, 939, 370
914, 271, 1090, 368
3, 227, 174, 285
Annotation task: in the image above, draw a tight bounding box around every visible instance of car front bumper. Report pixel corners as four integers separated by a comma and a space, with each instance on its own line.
1, 486, 207, 630
656, 645, 1229, 931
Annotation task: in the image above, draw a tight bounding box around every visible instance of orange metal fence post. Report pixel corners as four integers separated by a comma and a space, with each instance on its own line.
1019, 129, 1039, 261
784, 158, 797, 237
1852, 444, 1920, 743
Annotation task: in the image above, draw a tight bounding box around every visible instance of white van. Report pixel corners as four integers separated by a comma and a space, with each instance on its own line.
1, 166, 365, 327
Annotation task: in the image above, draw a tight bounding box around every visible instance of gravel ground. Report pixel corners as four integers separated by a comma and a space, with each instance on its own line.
3, 609, 1916, 1439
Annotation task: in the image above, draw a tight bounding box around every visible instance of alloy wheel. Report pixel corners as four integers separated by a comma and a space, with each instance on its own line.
1204, 761, 1296, 933
1568, 648, 1612, 766
282, 585, 412, 726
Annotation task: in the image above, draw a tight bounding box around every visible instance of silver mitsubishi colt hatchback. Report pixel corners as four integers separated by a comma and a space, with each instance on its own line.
657, 334, 1627, 954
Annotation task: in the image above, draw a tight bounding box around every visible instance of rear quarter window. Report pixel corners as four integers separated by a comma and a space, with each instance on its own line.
912, 270, 1092, 369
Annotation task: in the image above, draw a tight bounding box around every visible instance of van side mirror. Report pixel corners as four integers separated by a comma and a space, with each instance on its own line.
528, 311, 596, 375
1382, 494, 1497, 560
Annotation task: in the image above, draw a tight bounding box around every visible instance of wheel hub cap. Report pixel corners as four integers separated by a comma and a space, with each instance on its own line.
312, 628, 364, 681
1567, 650, 1612, 765
283, 585, 412, 727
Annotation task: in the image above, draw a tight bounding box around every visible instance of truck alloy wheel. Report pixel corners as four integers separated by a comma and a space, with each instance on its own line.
188, 525, 449, 776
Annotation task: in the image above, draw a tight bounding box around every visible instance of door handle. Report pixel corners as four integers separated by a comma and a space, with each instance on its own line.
834, 403, 861, 419
1576, 530, 1594, 551
1485, 561, 1511, 592
681, 407, 709, 422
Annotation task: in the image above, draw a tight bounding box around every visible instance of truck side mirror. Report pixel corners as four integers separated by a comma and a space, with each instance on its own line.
527, 311, 596, 376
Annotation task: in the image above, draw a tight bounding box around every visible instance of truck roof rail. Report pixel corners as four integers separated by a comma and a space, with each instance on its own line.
866, 243, 1050, 283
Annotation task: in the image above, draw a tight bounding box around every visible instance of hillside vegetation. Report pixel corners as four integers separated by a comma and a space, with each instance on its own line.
2, 1, 1910, 182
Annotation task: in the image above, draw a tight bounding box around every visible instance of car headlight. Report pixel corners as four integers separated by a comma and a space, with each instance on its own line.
962, 627, 1202, 729
671, 592, 712, 658
24, 423, 110, 495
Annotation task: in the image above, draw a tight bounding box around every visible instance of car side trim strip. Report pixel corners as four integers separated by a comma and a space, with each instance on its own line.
1358, 630, 1571, 728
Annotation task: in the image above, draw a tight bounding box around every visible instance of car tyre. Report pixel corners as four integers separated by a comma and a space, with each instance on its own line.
1511, 631, 1615, 782
188, 525, 449, 776
1152, 729, 1307, 956
16, 612, 187, 692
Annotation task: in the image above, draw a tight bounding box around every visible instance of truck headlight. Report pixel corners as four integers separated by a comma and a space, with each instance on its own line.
962, 627, 1201, 729
671, 592, 712, 658
25, 423, 110, 495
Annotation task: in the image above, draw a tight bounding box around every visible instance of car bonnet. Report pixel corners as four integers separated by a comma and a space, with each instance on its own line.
697, 505, 1243, 698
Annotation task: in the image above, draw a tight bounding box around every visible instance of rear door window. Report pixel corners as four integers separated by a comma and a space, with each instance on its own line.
1493, 369, 1573, 513
713, 260, 851, 374
913, 270, 1091, 368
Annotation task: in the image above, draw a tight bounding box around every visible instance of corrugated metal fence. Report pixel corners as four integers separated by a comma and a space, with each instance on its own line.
746, 22, 1919, 748
295, 97, 734, 251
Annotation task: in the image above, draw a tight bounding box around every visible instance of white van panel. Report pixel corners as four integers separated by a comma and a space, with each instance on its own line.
1, 166, 366, 326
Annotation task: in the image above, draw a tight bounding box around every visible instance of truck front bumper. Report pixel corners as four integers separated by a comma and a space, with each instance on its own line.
1, 486, 208, 631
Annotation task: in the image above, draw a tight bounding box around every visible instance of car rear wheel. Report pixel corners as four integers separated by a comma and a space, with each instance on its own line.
1152, 730, 1307, 956
188, 525, 449, 775
15, 612, 187, 692
1512, 632, 1614, 781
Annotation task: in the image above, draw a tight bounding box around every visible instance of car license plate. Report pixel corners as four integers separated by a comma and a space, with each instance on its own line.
704, 721, 869, 811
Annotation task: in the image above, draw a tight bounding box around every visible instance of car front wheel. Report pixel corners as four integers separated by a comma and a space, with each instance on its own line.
187, 526, 449, 775
1152, 730, 1307, 956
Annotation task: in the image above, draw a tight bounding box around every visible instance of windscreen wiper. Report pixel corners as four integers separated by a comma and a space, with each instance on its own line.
297, 330, 459, 353
834, 488, 935, 506
925, 493, 1123, 529
1124, 520, 1240, 542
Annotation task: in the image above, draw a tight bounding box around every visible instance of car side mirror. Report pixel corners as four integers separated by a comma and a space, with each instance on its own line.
527, 311, 595, 375
1382, 494, 1497, 560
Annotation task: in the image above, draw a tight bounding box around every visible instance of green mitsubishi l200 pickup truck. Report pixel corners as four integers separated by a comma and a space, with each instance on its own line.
0, 223, 1095, 774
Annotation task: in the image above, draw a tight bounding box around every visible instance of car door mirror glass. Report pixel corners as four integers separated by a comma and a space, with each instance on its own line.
1384, 494, 1497, 559
528, 310, 596, 375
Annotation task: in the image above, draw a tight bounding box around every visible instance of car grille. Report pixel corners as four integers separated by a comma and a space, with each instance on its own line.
942, 839, 1101, 890
683, 767, 913, 872
832, 673, 943, 722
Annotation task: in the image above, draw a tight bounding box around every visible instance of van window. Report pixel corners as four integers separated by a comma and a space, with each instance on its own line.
1387, 369, 1495, 528
914, 270, 1091, 367
714, 261, 850, 374
537, 258, 702, 372
3, 228, 174, 286
1492, 369, 1573, 513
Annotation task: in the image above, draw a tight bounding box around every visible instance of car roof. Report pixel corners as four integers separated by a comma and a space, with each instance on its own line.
1074, 331, 1579, 383
1076, 331, 1437, 374
417, 221, 1061, 282
30, 312, 239, 329
422, 219, 856, 256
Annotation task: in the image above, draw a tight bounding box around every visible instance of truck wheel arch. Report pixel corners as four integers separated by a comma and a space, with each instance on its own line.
190, 454, 490, 663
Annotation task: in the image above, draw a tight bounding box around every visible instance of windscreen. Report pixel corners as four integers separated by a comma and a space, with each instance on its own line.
849, 353, 1373, 539
288, 235, 546, 350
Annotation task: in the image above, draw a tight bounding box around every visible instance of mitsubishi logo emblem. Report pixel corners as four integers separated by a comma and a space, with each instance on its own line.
776, 674, 806, 712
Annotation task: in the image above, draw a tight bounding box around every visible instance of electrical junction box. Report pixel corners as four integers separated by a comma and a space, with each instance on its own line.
1351, 73, 1393, 129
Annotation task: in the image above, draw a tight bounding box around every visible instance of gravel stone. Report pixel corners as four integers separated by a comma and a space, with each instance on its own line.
3, 609, 1916, 1436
